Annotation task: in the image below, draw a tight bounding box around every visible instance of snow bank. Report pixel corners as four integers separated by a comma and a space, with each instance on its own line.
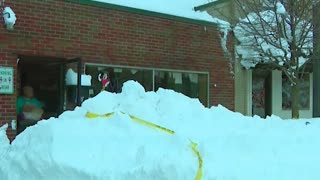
1, 81, 320, 180
0, 124, 9, 156
0, 124, 10, 179
65, 68, 92, 86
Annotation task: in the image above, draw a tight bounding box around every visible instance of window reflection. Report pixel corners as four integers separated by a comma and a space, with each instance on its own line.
282, 73, 310, 110
85, 65, 209, 106
154, 71, 208, 106
86, 65, 153, 95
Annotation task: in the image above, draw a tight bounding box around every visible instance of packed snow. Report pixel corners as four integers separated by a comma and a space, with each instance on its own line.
0, 124, 9, 157
93, 0, 222, 24
1, 81, 319, 180
65, 68, 92, 86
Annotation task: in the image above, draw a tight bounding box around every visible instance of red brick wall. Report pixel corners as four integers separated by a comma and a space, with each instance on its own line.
0, 0, 234, 139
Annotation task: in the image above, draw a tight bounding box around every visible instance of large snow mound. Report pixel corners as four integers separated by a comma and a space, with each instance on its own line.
1, 80, 320, 180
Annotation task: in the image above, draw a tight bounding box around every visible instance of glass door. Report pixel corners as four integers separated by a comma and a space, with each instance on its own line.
58, 57, 82, 113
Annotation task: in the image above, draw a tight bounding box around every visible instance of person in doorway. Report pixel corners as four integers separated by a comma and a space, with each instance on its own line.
17, 86, 44, 121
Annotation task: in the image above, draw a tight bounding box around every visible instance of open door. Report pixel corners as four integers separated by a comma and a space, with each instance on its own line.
17, 55, 83, 117
18, 56, 64, 119
17, 56, 83, 134
252, 69, 268, 118
58, 57, 82, 113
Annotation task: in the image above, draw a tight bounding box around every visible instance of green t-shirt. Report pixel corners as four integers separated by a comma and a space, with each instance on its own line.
17, 97, 43, 115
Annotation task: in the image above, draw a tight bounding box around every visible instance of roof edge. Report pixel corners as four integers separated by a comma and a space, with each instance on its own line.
65, 0, 218, 27
194, 0, 232, 11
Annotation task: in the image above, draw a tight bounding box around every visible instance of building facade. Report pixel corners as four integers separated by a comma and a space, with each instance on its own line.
0, 0, 234, 140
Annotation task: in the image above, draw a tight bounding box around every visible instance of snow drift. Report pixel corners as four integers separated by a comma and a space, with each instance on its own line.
0, 81, 319, 180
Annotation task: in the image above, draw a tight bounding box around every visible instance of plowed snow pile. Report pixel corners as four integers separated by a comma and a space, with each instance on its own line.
0, 81, 319, 180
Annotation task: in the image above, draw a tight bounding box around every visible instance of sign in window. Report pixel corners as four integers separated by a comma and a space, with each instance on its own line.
0, 66, 14, 94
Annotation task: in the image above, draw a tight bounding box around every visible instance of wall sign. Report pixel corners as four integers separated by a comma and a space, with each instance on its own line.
0, 67, 14, 94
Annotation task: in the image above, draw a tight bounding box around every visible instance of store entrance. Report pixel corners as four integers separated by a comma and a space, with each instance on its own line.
252, 69, 272, 118
17, 55, 82, 133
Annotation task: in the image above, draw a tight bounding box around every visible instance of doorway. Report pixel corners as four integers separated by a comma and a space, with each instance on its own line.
17, 55, 82, 133
252, 69, 272, 118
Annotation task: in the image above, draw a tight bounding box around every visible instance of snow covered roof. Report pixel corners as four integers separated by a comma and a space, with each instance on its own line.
194, 0, 228, 11
194, 0, 234, 24
67, 0, 221, 26
92, 0, 214, 22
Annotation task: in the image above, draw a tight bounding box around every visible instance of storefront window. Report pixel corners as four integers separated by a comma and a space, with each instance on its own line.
282, 73, 310, 110
86, 65, 153, 95
154, 71, 208, 106
85, 64, 209, 106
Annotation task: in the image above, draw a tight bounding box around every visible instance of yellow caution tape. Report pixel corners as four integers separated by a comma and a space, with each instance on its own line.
86, 112, 115, 119
127, 114, 175, 135
85, 111, 201, 180
190, 140, 203, 180
85, 111, 174, 135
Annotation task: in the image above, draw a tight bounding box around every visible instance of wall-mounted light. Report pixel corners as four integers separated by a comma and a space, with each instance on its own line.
3, 7, 16, 30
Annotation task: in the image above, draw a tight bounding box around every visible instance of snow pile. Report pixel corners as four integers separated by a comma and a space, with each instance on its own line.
1, 81, 320, 180
0, 124, 9, 157
65, 68, 92, 86
93, 0, 220, 23
0, 124, 10, 178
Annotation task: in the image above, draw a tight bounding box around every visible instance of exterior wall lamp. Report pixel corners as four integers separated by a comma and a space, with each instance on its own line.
2, 6, 16, 30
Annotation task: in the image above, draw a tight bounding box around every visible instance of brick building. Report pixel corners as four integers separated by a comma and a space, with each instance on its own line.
0, 0, 234, 140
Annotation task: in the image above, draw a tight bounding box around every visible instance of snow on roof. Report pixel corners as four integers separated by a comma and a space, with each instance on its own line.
93, 0, 218, 23
276, 2, 286, 14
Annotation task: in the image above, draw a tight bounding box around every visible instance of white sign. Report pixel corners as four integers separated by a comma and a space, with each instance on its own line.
0, 67, 14, 94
